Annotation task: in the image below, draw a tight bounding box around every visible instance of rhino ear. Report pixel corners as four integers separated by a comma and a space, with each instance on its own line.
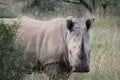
86, 18, 95, 30
67, 20, 74, 31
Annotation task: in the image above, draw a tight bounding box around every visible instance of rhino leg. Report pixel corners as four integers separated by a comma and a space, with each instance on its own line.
33, 60, 43, 74
44, 62, 71, 80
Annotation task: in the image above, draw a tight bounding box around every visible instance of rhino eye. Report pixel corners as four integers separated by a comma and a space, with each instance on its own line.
89, 50, 91, 53
79, 54, 85, 60
73, 46, 76, 48
70, 51, 72, 55
88, 50, 91, 58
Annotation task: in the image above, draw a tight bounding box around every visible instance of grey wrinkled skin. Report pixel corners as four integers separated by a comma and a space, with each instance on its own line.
1, 16, 94, 80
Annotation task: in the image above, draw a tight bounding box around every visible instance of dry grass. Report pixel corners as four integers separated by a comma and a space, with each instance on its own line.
69, 15, 120, 80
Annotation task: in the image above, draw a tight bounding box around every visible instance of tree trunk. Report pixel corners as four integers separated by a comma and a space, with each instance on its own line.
92, 0, 96, 13
79, 0, 93, 14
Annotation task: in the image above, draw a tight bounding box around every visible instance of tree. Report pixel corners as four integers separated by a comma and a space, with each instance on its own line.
62, 0, 94, 14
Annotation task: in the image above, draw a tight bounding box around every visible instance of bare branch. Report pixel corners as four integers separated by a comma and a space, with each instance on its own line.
79, 0, 93, 14
92, 0, 96, 11
62, 0, 80, 4
62, 0, 93, 14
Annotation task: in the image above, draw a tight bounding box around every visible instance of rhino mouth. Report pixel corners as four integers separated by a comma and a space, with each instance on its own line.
72, 65, 90, 73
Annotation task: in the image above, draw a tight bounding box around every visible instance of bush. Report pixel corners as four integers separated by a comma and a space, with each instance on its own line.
0, 21, 33, 80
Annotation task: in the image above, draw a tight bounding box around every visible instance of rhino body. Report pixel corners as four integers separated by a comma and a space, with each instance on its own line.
1, 16, 94, 79
17, 17, 70, 72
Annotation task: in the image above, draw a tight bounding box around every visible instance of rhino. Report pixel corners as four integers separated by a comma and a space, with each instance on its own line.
2, 16, 94, 80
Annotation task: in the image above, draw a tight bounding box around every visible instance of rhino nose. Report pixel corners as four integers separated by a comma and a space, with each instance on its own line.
72, 65, 90, 73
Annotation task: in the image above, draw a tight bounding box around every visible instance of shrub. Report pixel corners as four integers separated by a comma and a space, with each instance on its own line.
0, 21, 33, 80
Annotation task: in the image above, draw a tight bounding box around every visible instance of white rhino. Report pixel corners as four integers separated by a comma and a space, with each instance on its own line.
1, 16, 94, 80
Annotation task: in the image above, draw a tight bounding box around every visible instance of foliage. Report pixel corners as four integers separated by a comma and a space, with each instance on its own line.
96, 0, 120, 7
0, 8, 17, 18
0, 0, 120, 18
0, 21, 33, 80
23, 0, 84, 19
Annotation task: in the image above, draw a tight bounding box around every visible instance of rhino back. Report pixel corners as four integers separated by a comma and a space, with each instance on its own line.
17, 17, 67, 65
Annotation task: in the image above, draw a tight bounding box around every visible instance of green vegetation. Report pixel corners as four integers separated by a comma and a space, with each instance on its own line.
0, 21, 33, 80
0, 0, 120, 19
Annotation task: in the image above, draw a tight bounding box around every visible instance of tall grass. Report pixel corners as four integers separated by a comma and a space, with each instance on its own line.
68, 15, 120, 80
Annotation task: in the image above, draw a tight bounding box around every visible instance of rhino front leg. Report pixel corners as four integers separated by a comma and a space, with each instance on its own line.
33, 60, 43, 74
44, 62, 71, 80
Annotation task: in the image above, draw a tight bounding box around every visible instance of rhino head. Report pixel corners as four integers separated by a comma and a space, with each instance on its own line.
66, 18, 94, 72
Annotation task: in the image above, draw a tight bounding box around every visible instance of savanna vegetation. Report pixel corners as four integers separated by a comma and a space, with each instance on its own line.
0, 0, 120, 80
